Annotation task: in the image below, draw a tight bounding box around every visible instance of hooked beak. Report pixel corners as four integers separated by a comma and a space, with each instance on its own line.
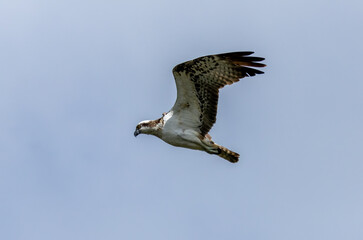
134, 129, 140, 137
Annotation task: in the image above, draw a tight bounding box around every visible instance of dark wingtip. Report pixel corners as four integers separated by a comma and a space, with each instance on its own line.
218, 51, 254, 58
217, 52, 266, 69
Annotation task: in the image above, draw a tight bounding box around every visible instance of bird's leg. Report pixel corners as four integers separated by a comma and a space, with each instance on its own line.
198, 134, 220, 154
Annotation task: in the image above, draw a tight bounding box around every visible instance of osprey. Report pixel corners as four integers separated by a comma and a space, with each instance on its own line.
134, 52, 265, 163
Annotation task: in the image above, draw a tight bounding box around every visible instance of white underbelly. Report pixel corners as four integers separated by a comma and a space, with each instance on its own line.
161, 128, 203, 150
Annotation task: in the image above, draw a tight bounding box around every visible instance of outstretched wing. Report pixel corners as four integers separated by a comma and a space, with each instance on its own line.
171, 51, 266, 136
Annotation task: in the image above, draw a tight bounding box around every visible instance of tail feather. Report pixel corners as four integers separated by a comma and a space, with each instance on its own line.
216, 144, 239, 163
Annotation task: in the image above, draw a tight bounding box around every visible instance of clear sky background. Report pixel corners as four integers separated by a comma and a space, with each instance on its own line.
1, 0, 363, 239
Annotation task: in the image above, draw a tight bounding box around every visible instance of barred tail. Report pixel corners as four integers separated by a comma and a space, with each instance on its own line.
216, 144, 239, 163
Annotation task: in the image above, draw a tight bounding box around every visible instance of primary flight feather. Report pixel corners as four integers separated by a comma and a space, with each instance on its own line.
134, 51, 266, 163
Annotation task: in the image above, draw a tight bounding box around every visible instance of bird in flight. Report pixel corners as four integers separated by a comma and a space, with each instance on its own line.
134, 52, 265, 163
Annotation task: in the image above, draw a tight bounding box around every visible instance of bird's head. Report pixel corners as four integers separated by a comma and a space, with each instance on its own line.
134, 119, 162, 137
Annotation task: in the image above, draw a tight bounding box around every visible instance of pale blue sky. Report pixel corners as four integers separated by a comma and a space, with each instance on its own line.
1, 0, 363, 239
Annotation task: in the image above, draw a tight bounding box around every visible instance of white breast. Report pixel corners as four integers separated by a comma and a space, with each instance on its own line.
160, 111, 203, 150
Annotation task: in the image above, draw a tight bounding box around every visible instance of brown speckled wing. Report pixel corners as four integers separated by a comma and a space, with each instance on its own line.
172, 51, 266, 136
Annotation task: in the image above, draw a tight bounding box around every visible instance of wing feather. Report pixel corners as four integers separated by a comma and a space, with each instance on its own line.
171, 51, 265, 136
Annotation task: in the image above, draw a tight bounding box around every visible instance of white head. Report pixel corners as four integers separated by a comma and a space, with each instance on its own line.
134, 118, 163, 137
